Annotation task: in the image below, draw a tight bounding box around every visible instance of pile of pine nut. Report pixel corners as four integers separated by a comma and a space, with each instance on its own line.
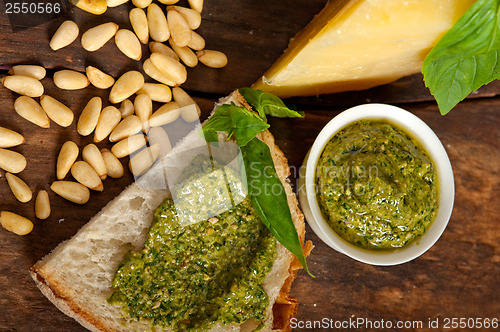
0, 0, 228, 236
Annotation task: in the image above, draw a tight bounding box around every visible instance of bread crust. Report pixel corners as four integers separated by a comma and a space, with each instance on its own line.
30, 91, 312, 332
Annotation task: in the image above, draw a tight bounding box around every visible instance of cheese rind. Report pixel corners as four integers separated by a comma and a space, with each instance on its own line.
253, 0, 475, 97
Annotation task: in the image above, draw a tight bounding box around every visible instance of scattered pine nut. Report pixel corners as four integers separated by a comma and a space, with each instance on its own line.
132, 0, 152, 9
111, 134, 148, 158
101, 148, 124, 178
71, 161, 104, 191
14, 96, 50, 128
40, 95, 74, 127
50, 20, 79, 51
35, 190, 51, 220
157, 0, 179, 4
137, 83, 172, 103
129, 143, 160, 176
167, 7, 192, 48
5, 173, 32, 203
134, 93, 152, 132
81, 22, 119, 52
86, 66, 115, 89
82, 144, 108, 180
94, 106, 122, 142
169, 40, 198, 67
77, 97, 102, 136
69, 0, 107, 15
129, 8, 149, 44
187, 31, 205, 51
172, 87, 201, 122
147, 3, 170, 42
50, 181, 90, 204
149, 101, 181, 127
109, 115, 142, 142
8, 65, 46, 80
187, 0, 203, 13
2, 75, 44, 97
0, 126, 24, 148
53, 70, 90, 90
56, 141, 79, 180
150, 52, 187, 84
0, 148, 27, 174
119, 99, 135, 118
149, 41, 180, 61
143, 58, 177, 86
197, 50, 228, 68
107, 0, 130, 7
115, 29, 142, 61
148, 126, 172, 158
0, 211, 33, 236
170, 5, 201, 30
109, 71, 145, 104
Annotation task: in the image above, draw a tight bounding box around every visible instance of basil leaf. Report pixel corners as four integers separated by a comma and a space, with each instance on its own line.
200, 105, 233, 142
241, 138, 312, 277
422, 0, 500, 115
239, 88, 304, 119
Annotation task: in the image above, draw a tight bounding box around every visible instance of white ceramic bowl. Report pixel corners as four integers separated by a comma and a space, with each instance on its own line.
298, 103, 454, 265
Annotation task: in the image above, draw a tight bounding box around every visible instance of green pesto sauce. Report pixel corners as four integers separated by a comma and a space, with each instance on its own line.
315, 120, 438, 250
108, 157, 276, 331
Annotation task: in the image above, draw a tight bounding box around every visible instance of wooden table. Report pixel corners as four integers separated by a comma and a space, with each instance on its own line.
1, 1, 499, 331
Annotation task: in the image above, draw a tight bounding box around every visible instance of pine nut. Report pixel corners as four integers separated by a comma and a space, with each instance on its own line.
71, 161, 104, 191
82, 144, 108, 180
101, 148, 124, 178
77, 97, 102, 136
5, 173, 32, 203
170, 5, 201, 30
115, 29, 142, 60
132, 0, 152, 8
40, 95, 74, 127
147, 3, 169, 42
134, 94, 152, 132
50, 20, 79, 50
169, 40, 198, 67
173, 87, 201, 122
149, 41, 179, 61
167, 7, 192, 47
143, 58, 177, 86
69, 0, 107, 15
35, 190, 51, 220
57, 141, 79, 180
150, 52, 187, 84
14, 96, 50, 128
81, 22, 119, 51
0, 127, 24, 148
187, 31, 205, 50
86, 66, 115, 89
8, 65, 46, 80
2, 75, 44, 97
129, 8, 149, 44
109, 71, 145, 104
137, 83, 171, 103
157, 0, 179, 4
109, 115, 142, 142
149, 101, 180, 127
53, 70, 90, 90
94, 106, 121, 142
0, 211, 33, 235
147, 126, 171, 158
0, 148, 26, 174
111, 134, 147, 158
51, 181, 90, 204
119, 99, 135, 118
188, 0, 203, 13
129, 143, 160, 176
197, 50, 228, 68
107, 0, 129, 7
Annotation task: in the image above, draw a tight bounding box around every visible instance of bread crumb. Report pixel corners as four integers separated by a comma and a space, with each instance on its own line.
59, 218, 65, 223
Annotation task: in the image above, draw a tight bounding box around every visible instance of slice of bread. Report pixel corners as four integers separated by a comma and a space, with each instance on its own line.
30, 91, 312, 332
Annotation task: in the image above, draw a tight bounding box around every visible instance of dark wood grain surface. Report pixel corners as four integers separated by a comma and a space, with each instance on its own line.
1, 1, 499, 331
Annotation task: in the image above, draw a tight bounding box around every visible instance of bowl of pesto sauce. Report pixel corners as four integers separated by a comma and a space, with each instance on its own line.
298, 104, 454, 265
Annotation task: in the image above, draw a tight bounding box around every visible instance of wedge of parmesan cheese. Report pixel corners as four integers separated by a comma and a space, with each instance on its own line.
252, 0, 475, 97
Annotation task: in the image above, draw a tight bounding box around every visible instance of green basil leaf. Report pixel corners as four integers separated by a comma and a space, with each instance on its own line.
230, 107, 269, 146
200, 105, 233, 142
422, 0, 500, 115
241, 138, 312, 277
239, 88, 304, 119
